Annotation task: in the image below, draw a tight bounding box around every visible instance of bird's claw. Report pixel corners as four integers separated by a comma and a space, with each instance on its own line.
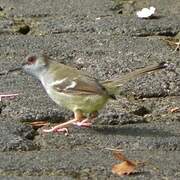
73, 119, 92, 128
43, 127, 69, 136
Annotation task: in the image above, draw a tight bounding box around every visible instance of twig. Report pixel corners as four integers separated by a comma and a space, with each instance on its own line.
0, 93, 19, 101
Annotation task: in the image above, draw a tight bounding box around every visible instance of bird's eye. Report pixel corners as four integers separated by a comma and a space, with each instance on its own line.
27, 56, 36, 64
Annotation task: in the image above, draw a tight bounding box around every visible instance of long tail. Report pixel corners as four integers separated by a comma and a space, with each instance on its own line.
102, 62, 168, 94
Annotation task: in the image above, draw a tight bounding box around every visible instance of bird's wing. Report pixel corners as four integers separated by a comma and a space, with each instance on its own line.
52, 75, 107, 96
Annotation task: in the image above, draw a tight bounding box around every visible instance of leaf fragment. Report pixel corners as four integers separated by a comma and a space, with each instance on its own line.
112, 160, 136, 176
111, 150, 145, 176
169, 107, 180, 113
30, 121, 49, 128
162, 38, 180, 52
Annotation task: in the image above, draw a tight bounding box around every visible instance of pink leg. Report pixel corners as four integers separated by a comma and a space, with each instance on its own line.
43, 118, 78, 134
0, 93, 19, 101
72, 118, 92, 127
44, 127, 69, 136
42, 111, 86, 134
72, 112, 98, 128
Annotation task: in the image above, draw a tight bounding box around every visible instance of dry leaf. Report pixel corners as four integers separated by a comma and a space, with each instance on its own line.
112, 160, 136, 176
112, 150, 137, 176
113, 150, 127, 161
169, 107, 180, 113
162, 38, 180, 52
105, 147, 123, 153
30, 121, 49, 128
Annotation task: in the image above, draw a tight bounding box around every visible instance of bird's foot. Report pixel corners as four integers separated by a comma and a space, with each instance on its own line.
73, 118, 92, 128
42, 118, 78, 135
43, 127, 69, 135
42, 111, 96, 134
73, 112, 97, 128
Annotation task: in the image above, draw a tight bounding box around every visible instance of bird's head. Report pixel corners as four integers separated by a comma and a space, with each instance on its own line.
22, 53, 49, 78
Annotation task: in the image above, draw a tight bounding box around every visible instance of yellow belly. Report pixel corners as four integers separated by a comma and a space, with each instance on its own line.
47, 89, 109, 113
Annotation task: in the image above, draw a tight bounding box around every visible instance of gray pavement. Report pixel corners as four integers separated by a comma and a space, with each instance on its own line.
0, 0, 180, 179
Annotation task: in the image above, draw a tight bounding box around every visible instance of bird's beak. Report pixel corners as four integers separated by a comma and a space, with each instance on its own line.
0, 66, 22, 76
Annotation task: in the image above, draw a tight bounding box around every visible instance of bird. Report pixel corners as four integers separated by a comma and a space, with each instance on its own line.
22, 53, 167, 133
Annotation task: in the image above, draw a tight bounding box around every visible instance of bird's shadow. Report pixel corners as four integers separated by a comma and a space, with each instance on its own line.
92, 125, 177, 138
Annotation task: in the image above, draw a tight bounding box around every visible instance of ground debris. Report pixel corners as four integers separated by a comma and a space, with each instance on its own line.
111, 149, 145, 176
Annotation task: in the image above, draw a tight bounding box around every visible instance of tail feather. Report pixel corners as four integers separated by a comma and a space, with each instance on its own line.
102, 62, 168, 94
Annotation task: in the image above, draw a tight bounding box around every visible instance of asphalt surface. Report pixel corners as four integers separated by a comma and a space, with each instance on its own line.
0, 0, 180, 179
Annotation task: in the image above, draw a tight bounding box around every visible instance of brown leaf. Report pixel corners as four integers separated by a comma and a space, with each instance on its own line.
112, 150, 137, 176
30, 121, 49, 128
162, 38, 180, 51
113, 150, 128, 161
169, 107, 180, 113
112, 160, 136, 176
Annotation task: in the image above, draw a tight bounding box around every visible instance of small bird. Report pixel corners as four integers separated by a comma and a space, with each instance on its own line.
22, 54, 167, 133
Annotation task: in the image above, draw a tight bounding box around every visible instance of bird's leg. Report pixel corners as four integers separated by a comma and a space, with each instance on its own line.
73, 111, 98, 128
43, 111, 85, 134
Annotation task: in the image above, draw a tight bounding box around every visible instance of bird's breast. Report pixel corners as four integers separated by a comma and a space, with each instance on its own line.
40, 76, 109, 113
45, 86, 109, 113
